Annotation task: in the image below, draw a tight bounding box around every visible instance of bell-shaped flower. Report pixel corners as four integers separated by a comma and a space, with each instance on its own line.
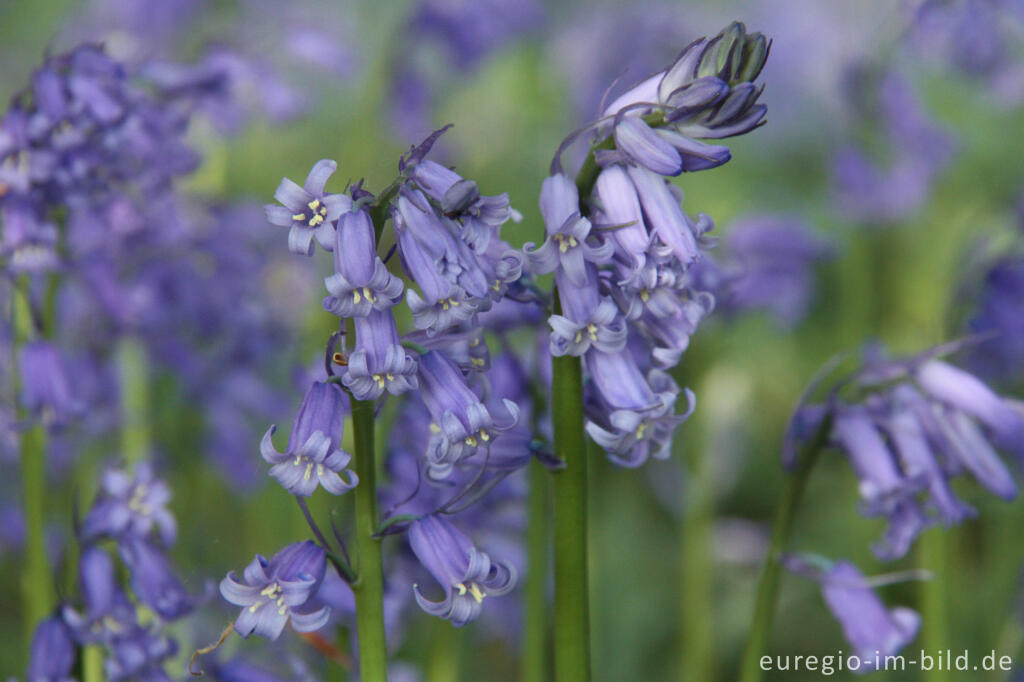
417, 350, 518, 480
220, 541, 331, 640
323, 204, 404, 317
343, 308, 419, 400
625, 164, 703, 266
820, 561, 920, 670
19, 341, 83, 426
80, 462, 177, 546
264, 159, 347, 255
119, 537, 197, 620
260, 382, 357, 497
408, 515, 516, 627
524, 173, 613, 286
27, 616, 75, 682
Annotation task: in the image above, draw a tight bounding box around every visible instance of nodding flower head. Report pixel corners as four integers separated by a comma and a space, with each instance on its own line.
265, 159, 348, 255
323, 202, 404, 318
220, 541, 330, 640
408, 515, 516, 627
80, 462, 177, 546
343, 308, 419, 401
260, 382, 358, 497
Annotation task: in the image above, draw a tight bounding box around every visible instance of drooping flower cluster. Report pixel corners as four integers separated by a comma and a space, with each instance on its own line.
228, 130, 531, 636
26, 462, 196, 681
528, 22, 769, 466
787, 343, 1024, 560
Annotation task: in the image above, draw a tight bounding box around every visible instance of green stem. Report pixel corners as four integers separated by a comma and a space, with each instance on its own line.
680, 435, 713, 682
919, 529, 950, 682
13, 284, 53, 648
737, 420, 830, 682
116, 336, 150, 468
82, 644, 105, 682
350, 397, 388, 682
551, 337, 590, 682
425, 622, 461, 682
523, 458, 550, 682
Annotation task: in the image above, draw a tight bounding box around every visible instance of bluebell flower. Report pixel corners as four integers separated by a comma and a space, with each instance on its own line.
820, 561, 921, 670
323, 202, 404, 318
913, 359, 1024, 449
625, 164, 705, 267
593, 164, 651, 269
525, 173, 613, 286
80, 462, 176, 545
405, 327, 491, 373
395, 206, 478, 334
2, 199, 59, 273
118, 536, 196, 620
343, 308, 419, 400
963, 251, 1024, 381
409, 159, 519, 252
584, 349, 694, 467
408, 515, 516, 627
417, 350, 518, 480
264, 159, 346, 255
220, 541, 331, 640
261, 382, 357, 497
27, 616, 75, 682
18, 341, 83, 426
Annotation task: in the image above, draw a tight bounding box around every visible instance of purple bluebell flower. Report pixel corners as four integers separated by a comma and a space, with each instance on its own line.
713, 215, 833, 325
408, 515, 516, 627
524, 173, 613, 286
625, 165, 704, 267
27, 616, 75, 682
260, 382, 357, 497
593, 164, 651, 269
395, 205, 478, 335
405, 327, 491, 373
963, 251, 1024, 381
80, 462, 176, 545
343, 309, 419, 400
323, 203, 404, 318
2, 199, 59, 273
584, 349, 694, 467
913, 359, 1024, 448
264, 159, 345, 255
19, 341, 83, 426
118, 536, 196, 620
417, 350, 518, 480
820, 561, 921, 670
220, 541, 331, 640
833, 407, 930, 559
409, 159, 519, 252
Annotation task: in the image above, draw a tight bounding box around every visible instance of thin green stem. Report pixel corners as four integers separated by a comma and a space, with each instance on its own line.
919, 529, 950, 682
350, 397, 388, 682
13, 283, 53, 648
82, 644, 105, 682
425, 622, 461, 682
737, 419, 831, 682
117, 336, 150, 468
523, 458, 550, 682
680, 438, 713, 682
551, 328, 590, 682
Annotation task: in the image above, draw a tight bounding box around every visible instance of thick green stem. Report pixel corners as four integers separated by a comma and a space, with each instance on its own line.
13, 285, 53, 648
551, 338, 590, 682
117, 336, 150, 468
737, 421, 830, 682
350, 397, 388, 682
523, 459, 550, 682
82, 644, 105, 682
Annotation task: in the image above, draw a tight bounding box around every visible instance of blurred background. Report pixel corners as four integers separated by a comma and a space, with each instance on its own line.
2, 0, 1024, 680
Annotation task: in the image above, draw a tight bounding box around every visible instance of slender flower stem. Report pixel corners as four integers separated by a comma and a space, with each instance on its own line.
523, 458, 550, 682
737, 418, 831, 682
82, 644, 105, 682
919, 529, 950, 682
12, 283, 53, 648
117, 336, 150, 468
680, 418, 713, 681
425, 622, 461, 682
350, 396, 388, 682
551, 313, 590, 682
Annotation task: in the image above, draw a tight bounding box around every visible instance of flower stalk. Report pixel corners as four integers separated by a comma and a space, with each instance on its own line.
350, 394, 388, 681
13, 283, 53, 647
738, 416, 831, 682
551, 326, 590, 682
523, 458, 550, 682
